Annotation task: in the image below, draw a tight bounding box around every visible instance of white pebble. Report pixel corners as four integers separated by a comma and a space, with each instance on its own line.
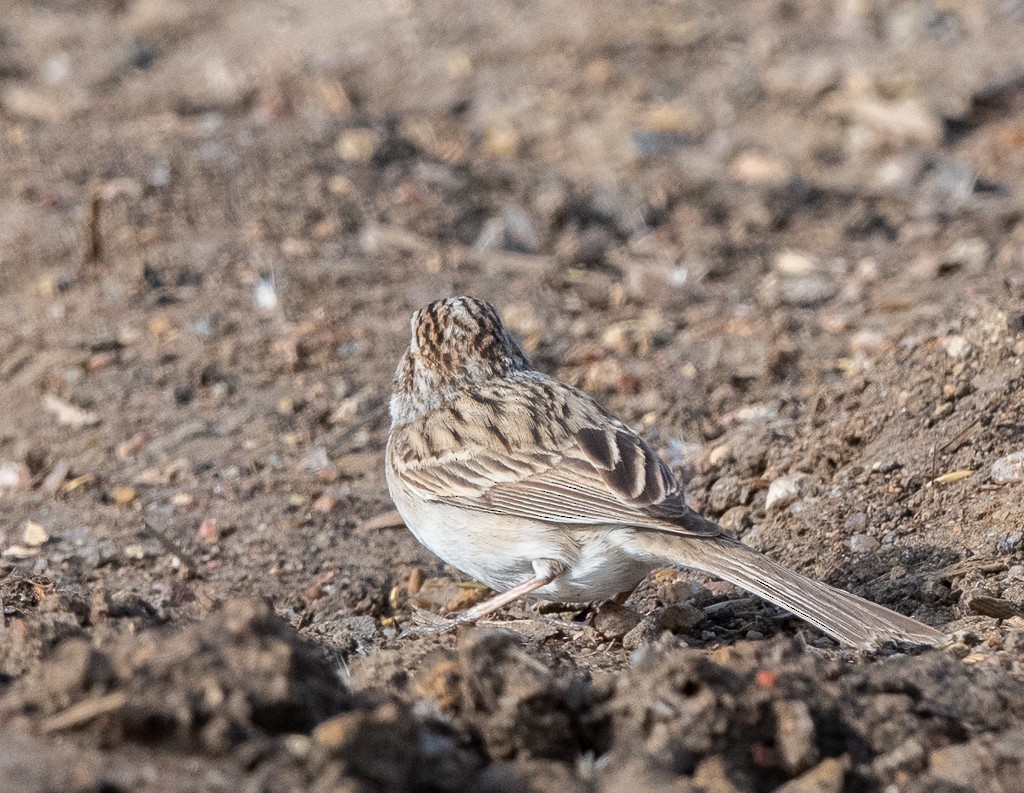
992, 451, 1024, 484
766, 475, 805, 511
849, 534, 880, 553
942, 335, 970, 359
253, 278, 278, 310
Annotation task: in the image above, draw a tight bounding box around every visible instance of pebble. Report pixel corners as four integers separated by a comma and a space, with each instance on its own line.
942, 335, 971, 359
775, 756, 847, 793
707, 444, 733, 466
992, 451, 1024, 483
335, 128, 379, 163
843, 512, 868, 533
849, 96, 943, 147
111, 486, 137, 505
929, 741, 987, 787
774, 250, 817, 275
966, 592, 1023, 620
709, 475, 746, 513
593, 603, 642, 640
198, 518, 220, 544
623, 616, 663, 652
719, 506, 752, 533
849, 534, 880, 553
730, 151, 791, 185
774, 700, 819, 774
763, 56, 838, 102
996, 531, 1023, 555
0, 461, 30, 490
758, 264, 837, 307
499, 204, 542, 254
22, 521, 49, 547
766, 475, 806, 511
253, 278, 278, 310
943, 238, 989, 274
312, 494, 337, 513
655, 603, 703, 635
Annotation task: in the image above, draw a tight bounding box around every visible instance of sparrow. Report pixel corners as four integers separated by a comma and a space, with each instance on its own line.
385, 296, 944, 649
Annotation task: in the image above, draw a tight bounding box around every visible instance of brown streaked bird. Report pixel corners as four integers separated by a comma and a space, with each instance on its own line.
385, 296, 945, 649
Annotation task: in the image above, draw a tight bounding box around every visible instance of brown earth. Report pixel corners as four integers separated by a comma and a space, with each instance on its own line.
2, 1, 1024, 790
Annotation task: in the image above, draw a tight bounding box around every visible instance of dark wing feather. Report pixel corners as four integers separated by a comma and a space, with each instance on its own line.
393, 377, 721, 538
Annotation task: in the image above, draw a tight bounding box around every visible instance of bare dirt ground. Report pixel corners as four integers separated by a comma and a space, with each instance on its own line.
2, 1, 1024, 790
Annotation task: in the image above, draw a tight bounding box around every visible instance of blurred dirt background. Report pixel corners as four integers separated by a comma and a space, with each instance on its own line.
2, 1, 1024, 790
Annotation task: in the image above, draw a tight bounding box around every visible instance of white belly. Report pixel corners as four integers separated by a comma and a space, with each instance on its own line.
387, 466, 654, 602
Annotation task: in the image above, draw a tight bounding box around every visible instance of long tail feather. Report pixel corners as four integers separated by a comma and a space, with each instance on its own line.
631, 527, 944, 650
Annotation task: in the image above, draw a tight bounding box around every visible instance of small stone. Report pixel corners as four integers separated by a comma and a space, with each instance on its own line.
481, 124, 519, 157
22, 521, 49, 547
117, 433, 149, 458
851, 330, 886, 354
850, 96, 943, 147
335, 128, 379, 163
198, 518, 220, 544
313, 494, 337, 513
708, 444, 733, 466
253, 278, 278, 310
43, 394, 100, 428
992, 451, 1024, 484
0, 461, 30, 490
929, 741, 987, 787
593, 602, 642, 640
730, 151, 791, 185
623, 616, 663, 652
775, 756, 848, 793
172, 492, 194, 507
766, 475, 806, 511
774, 700, 819, 774
942, 335, 971, 359
774, 250, 818, 275
996, 531, 1023, 555
313, 713, 360, 749
848, 534, 880, 554
719, 506, 752, 533
708, 475, 746, 513
942, 238, 988, 274
843, 513, 868, 533
111, 486, 137, 505
655, 604, 702, 635
499, 204, 542, 254
966, 592, 1023, 620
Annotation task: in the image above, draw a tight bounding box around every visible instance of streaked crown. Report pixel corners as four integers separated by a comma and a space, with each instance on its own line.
390, 297, 530, 425
409, 297, 529, 379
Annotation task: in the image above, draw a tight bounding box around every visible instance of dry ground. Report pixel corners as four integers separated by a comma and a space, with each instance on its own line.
2, 1, 1024, 790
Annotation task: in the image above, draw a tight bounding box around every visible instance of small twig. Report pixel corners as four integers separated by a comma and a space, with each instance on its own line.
87, 188, 103, 266
41, 691, 127, 733
939, 415, 982, 454
140, 520, 200, 579
358, 509, 405, 532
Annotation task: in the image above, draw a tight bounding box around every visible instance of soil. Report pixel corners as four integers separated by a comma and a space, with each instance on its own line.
2, 0, 1024, 790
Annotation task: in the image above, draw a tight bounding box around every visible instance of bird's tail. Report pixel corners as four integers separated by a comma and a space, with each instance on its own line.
630, 527, 944, 650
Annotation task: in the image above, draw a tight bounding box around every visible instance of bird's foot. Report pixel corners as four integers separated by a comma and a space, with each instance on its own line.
398, 606, 475, 638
